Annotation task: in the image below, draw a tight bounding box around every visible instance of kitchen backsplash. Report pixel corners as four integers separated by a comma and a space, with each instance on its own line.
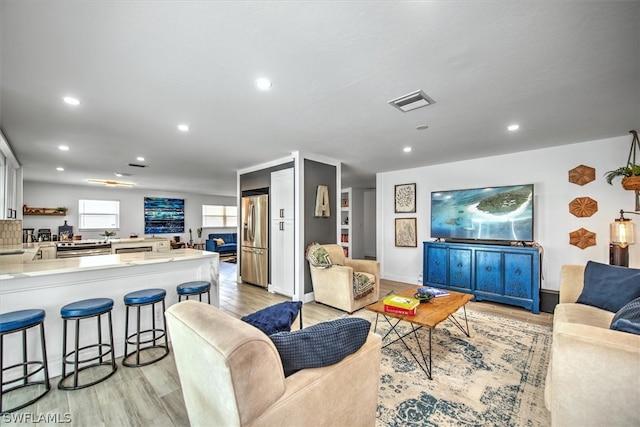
0, 219, 22, 245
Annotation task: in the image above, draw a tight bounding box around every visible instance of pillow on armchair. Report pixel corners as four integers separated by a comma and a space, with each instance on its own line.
306, 243, 332, 269
269, 317, 371, 377
241, 301, 303, 336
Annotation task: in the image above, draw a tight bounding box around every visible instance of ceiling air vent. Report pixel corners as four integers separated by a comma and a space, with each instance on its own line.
128, 163, 147, 168
388, 90, 435, 113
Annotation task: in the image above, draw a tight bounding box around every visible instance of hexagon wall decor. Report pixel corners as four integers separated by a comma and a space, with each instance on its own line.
569, 196, 598, 217
569, 228, 596, 249
568, 165, 596, 186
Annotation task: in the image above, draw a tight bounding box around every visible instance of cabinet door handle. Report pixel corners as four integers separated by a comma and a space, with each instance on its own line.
280, 208, 284, 218
486, 266, 492, 272
279, 221, 284, 231
435, 260, 440, 266
515, 269, 521, 275
457, 262, 462, 268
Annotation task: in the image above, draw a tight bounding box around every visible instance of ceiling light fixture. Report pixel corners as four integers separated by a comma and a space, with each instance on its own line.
114, 173, 123, 177
255, 78, 272, 90
87, 179, 134, 188
389, 90, 435, 112
56, 167, 64, 171
58, 145, 70, 151
136, 156, 145, 162
404, 147, 412, 153
63, 96, 80, 106
508, 124, 520, 131
178, 124, 189, 132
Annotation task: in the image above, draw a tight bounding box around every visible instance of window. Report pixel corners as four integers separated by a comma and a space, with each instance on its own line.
202, 205, 237, 227
79, 199, 120, 230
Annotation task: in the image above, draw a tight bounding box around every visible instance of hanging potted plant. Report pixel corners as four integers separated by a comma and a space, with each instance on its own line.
605, 130, 640, 190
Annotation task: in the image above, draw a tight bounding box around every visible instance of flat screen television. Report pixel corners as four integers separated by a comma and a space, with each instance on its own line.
430, 184, 534, 243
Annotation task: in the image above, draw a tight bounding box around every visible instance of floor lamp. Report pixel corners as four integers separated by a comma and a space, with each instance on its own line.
610, 210, 638, 267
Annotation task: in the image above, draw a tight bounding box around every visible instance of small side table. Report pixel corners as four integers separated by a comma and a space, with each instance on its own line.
191, 242, 205, 250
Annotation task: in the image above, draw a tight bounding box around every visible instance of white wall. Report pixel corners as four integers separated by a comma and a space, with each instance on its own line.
377, 135, 637, 291
22, 181, 236, 241
364, 189, 376, 258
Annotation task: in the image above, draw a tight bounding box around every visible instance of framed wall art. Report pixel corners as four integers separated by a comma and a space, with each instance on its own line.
394, 183, 416, 213
395, 217, 417, 247
144, 197, 185, 234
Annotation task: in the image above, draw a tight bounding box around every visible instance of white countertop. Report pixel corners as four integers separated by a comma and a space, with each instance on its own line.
0, 241, 56, 255
0, 248, 216, 279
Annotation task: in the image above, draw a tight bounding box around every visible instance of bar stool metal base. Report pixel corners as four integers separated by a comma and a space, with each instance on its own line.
123, 289, 170, 367
59, 299, 117, 390
0, 311, 50, 414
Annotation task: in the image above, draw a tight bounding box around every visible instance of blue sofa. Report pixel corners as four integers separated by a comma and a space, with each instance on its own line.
206, 233, 237, 255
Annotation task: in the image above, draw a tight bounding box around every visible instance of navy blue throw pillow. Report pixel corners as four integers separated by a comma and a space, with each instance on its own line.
610, 297, 640, 335
241, 301, 302, 336
576, 261, 640, 313
269, 317, 371, 377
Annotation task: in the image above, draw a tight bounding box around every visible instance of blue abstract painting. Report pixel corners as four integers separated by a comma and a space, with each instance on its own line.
144, 197, 185, 234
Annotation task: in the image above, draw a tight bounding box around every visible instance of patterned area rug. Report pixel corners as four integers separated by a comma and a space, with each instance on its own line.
354, 308, 552, 427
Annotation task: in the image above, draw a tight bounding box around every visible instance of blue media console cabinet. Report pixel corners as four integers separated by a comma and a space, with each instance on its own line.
422, 241, 541, 313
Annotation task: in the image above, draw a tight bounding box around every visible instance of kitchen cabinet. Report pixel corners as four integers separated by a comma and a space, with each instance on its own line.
270, 168, 294, 297
39, 246, 56, 260
423, 241, 540, 313
1, 132, 22, 220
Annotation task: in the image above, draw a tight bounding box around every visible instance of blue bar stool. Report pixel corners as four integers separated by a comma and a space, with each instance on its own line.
177, 281, 211, 303
59, 298, 117, 390
0, 309, 50, 414
122, 288, 170, 367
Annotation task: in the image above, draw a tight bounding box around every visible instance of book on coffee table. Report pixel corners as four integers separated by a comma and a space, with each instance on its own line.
418, 286, 450, 297
383, 295, 420, 315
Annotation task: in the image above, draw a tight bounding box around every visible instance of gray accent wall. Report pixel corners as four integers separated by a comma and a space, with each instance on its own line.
303, 159, 337, 294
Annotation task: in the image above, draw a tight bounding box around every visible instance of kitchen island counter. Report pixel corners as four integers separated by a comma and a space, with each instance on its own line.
0, 248, 209, 278
0, 249, 219, 378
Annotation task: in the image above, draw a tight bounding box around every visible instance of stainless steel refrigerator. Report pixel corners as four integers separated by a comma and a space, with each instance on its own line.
241, 194, 269, 287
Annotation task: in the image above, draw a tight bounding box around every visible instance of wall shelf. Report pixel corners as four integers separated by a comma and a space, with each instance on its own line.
23, 206, 67, 216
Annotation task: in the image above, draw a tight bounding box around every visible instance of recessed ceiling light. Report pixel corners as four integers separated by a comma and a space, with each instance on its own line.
403, 147, 412, 153
58, 145, 70, 151
63, 96, 80, 106
136, 156, 145, 162
416, 125, 429, 131
255, 78, 272, 90
56, 167, 64, 171
178, 124, 189, 132
114, 173, 123, 177
507, 124, 520, 131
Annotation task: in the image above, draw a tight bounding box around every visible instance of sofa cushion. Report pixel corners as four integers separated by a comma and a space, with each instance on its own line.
241, 301, 303, 336
269, 317, 371, 377
610, 297, 640, 335
576, 261, 640, 313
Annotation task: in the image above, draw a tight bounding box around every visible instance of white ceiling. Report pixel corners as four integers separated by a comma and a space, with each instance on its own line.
1, 1, 638, 197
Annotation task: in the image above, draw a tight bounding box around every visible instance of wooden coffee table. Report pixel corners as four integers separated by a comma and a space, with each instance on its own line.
366, 286, 473, 379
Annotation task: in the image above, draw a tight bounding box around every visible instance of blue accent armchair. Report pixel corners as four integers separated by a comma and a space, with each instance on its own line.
205, 233, 237, 255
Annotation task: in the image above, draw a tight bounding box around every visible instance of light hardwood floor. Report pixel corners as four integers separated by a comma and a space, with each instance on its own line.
1, 261, 552, 425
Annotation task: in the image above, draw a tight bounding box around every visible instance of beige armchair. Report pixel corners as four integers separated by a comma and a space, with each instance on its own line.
308, 244, 380, 313
166, 300, 382, 427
